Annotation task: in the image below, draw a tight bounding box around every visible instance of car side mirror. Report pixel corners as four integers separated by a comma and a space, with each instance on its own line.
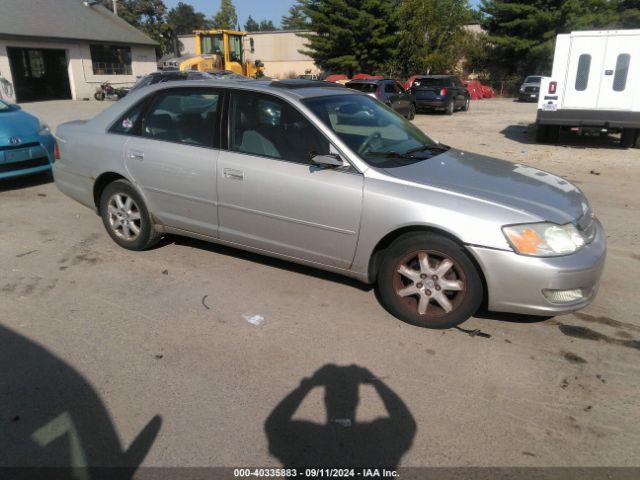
311, 153, 343, 168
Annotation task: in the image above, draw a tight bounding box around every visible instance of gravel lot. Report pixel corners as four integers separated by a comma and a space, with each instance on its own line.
1, 98, 639, 470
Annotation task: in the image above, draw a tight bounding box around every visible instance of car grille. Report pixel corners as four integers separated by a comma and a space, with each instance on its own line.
0, 141, 40, 151
0, 156, 50, 173
524, 86, 539, 93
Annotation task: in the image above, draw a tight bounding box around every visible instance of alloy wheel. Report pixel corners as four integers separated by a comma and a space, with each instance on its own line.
392, 250, 467, 317
107, 193, 142, 241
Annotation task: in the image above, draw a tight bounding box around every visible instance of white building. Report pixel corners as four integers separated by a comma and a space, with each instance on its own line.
178, 30, 319, 79
0, 0, 158, 103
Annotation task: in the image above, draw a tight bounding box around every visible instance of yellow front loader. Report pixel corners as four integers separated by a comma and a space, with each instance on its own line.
178, 29, 262, 78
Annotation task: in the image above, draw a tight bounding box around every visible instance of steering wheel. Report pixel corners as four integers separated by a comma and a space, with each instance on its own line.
357, 131, 383, 156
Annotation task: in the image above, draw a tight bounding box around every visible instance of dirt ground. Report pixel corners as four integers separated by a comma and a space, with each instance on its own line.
1, 98, 639, 471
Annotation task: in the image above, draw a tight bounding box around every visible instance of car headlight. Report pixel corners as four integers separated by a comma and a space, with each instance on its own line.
38, 121, 51, 136
519, 87, 525, 92
502, 222, 586, 257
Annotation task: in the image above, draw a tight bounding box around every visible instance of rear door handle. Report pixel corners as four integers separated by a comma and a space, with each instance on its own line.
223, 168, 244, 180
128, 150, 144, 161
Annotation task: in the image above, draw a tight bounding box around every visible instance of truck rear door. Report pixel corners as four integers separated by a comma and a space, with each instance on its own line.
562, 35, 606, 109
597, 35, 638, 110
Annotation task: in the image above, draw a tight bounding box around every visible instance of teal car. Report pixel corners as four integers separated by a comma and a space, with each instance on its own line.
0, 100, 55, 179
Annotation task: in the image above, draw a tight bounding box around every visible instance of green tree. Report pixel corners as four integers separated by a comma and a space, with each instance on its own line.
481, 0, 620, 77
397, 0, 473, 75
109, 0, 174, 55
167, 2, 212, 34
616, 0, 640, 27
213, 0, 238, 29
244, 15, 260, 31
299, 0, 400, 76
282, 4, 308, 30
259, 19, 276, 31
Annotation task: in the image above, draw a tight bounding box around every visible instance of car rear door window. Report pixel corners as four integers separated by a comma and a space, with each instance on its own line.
384, 82, 396, 93
110, 100, 146, 135
347, 83, 377, 94
229, 91, 329, 163
141, 89, 220, 148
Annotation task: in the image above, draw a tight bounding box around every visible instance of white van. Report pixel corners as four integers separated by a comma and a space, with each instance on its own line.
536, 29, 640, 148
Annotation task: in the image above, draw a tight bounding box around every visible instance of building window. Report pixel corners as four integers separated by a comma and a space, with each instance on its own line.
90, 44, 132, 75
613, 54, 630, 92
575, 54, 591, 91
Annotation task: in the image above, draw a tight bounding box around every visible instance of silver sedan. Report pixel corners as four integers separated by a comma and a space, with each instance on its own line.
53, 79, 605, 329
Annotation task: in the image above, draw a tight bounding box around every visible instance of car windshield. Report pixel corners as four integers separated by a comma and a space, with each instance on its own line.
0, 100, 13, 112
303, 94, 447, 168
525, 76, 542, 84
346, 83, 377, 93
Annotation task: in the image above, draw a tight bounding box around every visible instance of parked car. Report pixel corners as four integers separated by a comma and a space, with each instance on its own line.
410, 75, 470, 114
0, 99, 55, 180
518, 76, 543, 102
346, 79, 416, 119
129, 70, 213, 93
537, 29, 640, 148
53, 79, 605, 329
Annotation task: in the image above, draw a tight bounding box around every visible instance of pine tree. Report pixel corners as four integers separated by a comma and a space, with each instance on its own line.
299, 0, 399, 76
244, 16, 260, 32
282, 4, 308, 30
481, 0, 620, 77
213, 0, 238, 30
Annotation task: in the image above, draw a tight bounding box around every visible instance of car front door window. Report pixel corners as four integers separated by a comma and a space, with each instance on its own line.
229, 92, 329, 163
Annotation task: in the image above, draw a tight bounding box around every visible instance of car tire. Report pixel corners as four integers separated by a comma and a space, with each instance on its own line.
94, 91, 105, 101
377, 233, 483, 329
99, 179, 162, 251
407, 103, 416, 120
462, 97, 470, 112
445, 100, 455, 115
621, 128, 638, 149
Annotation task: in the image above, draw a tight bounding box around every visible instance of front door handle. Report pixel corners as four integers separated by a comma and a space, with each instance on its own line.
223, 168, 244, 180
128, 150, 144, 161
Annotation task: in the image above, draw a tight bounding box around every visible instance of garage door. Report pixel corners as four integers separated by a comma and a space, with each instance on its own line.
7, 47, 72, 103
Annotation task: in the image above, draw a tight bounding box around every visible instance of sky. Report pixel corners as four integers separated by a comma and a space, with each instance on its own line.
164, 0, 482, 29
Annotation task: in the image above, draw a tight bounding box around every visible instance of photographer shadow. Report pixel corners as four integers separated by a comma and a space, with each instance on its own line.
265, 364, 416, 469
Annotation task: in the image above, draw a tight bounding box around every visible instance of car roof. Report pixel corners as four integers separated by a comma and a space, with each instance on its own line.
346, 78, 391, 84
416, 75, 455, 79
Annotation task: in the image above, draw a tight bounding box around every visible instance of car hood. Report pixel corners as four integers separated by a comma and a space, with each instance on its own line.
0, 110, 40, 146
381, 149, 589, 224
521, 82, 541, 88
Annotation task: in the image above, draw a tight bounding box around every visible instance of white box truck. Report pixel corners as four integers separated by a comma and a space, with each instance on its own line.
536, 29, 640, 148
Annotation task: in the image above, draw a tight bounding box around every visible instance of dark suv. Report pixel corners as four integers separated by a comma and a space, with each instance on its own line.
410, 75, 470, 114
346, 79, 416, 119
518, 76, 542, 102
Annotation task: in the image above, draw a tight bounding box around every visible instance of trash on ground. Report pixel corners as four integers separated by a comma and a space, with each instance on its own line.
243, 314, 265, 326
201, 295, 210, 310
590, 170, 601, 175
332, 418, 352, 427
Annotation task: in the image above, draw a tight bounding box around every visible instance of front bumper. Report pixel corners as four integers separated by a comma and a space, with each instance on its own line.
519, 92, 539, 101
0, 135, 55, 180
468, 219, 606, 316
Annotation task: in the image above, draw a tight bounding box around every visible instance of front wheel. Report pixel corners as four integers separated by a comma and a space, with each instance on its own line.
377, 233, 483, 329
99, 180, 161, 251
94, 91, 105, 101
462, 97, 470, 111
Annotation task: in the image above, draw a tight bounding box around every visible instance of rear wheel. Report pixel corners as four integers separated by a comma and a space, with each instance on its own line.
621, 128, 639, 148
536, 124, 560, 143
99, 180, 161, 251
462, 97, 470, 112
377, 233, 483, 329
445, 100, 455, 115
